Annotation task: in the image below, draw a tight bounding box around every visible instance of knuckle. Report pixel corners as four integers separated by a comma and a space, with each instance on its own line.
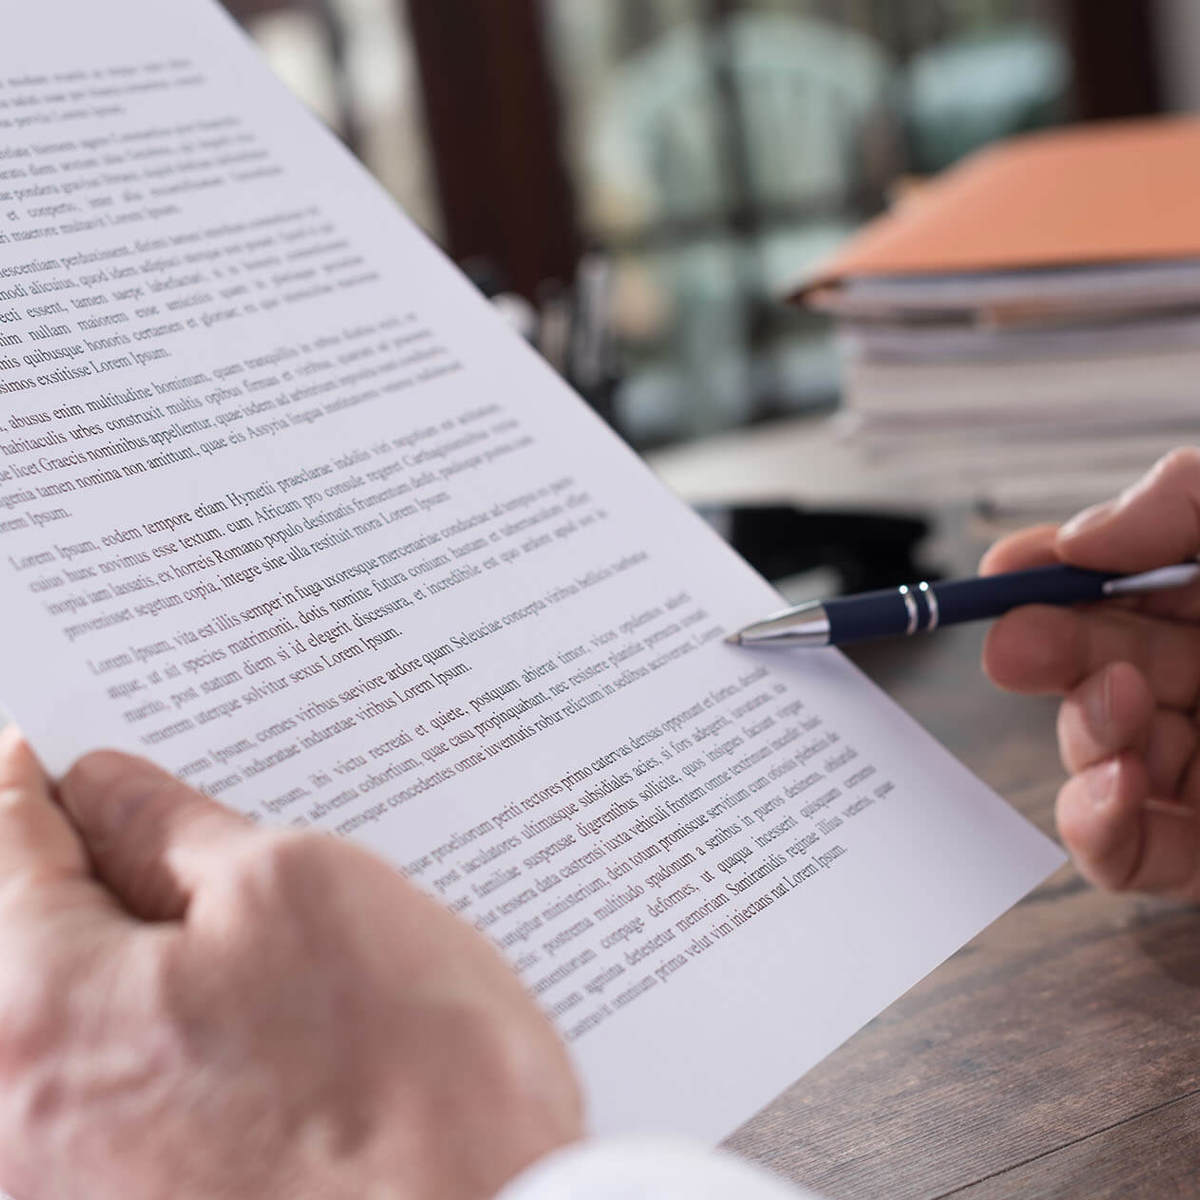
1055, 783, 1131, 893
1055, 715, 1079, 771
230, 830, 329, 906
1055, 695, 1074, 736
63, 748, 122, 788
1053, 778, 1085, 835
1154, 446, 1200, 483
63, 757, 162, 854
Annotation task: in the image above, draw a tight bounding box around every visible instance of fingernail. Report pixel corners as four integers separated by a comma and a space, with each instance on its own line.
1087, 759, 1120, 810
1061, 501, 1114, 541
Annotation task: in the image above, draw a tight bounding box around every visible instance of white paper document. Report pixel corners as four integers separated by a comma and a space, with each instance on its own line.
0, 0, 1063, 1140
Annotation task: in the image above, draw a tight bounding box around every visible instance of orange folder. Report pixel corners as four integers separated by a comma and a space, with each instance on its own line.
796, 116, 1200, 301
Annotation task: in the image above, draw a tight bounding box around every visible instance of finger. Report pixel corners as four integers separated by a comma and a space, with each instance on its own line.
979, 522, 1146, 619
59, 751, 260, 922
983, 604, 1200, 706
0, 729, 127, 958
1056, 662, 1154, 775
1058, 753, 1200, 896
1058, 756, 1143, 891
0, 727, 90, 894
979, 524, 1060, 576
1057, 687, 1200, 801
1142, 709, 1199, 797
1058, 449, 1200, 574
0, 733, 129, 1039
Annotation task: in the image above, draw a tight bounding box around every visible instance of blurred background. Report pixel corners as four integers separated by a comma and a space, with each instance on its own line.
219, 0, 1194, 455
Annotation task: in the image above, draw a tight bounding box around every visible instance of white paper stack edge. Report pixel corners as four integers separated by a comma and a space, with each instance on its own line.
812, 260, 1200, 521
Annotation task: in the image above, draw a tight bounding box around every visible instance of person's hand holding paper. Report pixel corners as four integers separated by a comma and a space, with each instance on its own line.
0, 731, 581, 1199
984, 449, 1200, 897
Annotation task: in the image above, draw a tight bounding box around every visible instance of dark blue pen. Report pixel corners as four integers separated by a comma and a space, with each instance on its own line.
727, 563, 1200, 649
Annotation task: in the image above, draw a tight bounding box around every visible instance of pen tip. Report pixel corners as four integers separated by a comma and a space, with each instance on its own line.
724, 632, 743, 646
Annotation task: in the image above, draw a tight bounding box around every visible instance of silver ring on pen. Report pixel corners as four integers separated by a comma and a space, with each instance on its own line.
898, 585, 919, 636
919, 581, 940, 633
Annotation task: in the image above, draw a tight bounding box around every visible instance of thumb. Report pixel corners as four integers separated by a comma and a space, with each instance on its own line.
0, 727, 123, 926
58, 751, 259, 922
1058, 449, 1200, 572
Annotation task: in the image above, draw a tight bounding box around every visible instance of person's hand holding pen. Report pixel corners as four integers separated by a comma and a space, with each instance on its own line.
983, 449, 1200, 900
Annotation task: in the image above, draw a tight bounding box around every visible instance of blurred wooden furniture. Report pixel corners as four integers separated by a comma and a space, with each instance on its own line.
648, 422, 1200, 1198
402, 0, 581, 301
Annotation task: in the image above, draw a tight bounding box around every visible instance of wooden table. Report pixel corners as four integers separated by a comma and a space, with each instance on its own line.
646, 420, 1200, 1198
728, 623, 1200, 1198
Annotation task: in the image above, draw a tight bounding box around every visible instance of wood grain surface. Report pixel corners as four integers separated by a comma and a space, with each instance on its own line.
726, 620, 1200, 1198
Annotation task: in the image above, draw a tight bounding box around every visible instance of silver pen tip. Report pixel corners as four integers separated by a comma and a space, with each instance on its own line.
726, 603, 831, 649
724, 632, 743, 646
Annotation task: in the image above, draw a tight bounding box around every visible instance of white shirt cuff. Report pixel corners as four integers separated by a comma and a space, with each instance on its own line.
496, 1137, 824, 1200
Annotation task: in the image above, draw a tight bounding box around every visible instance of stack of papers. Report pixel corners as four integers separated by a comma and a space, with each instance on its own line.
798, 119, 1200, 520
